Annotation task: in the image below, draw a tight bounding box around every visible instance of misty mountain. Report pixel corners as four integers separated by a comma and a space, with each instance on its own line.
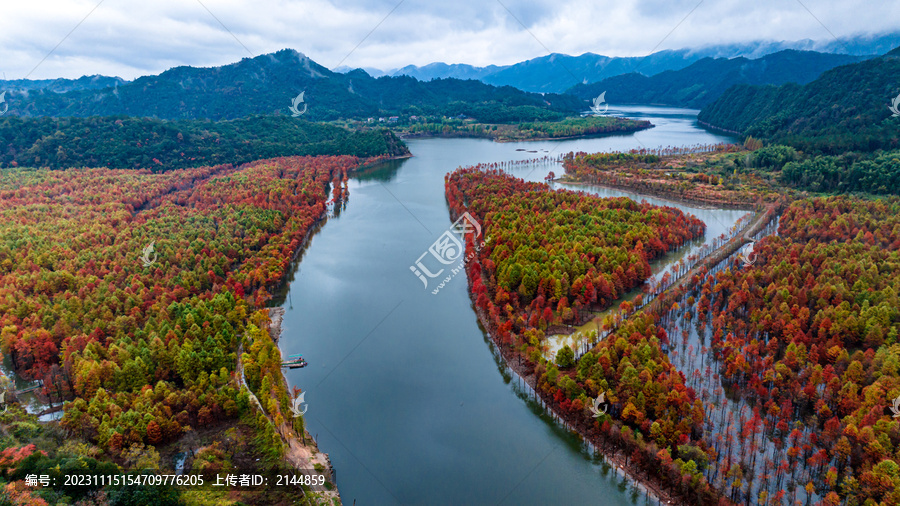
698, 46, 900, 154
383, 50, 702, 93
370, 31, 900, 93
566, 50, 870, 109
3, 49, 582, 122
0, 75, 126, 94
390, 62, 506, 82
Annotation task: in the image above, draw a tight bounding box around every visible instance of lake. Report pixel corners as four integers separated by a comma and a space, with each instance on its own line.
274, 105, 740, 504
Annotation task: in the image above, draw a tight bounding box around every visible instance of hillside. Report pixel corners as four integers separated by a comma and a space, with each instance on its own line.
383, 32, 900, 93
698, 47, 900, 153
0, 156, 356, 504
477, 50, 699, 93
0, 115, 409, 171
4, 49, 581, 122
567, 50, 869, 109
0, 75, 126, 93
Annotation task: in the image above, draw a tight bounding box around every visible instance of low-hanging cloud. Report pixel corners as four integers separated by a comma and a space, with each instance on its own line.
0, 0, 897, 80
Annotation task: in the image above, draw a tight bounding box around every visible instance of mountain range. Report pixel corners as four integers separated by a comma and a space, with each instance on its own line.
567, 50, 870, 109
0, 75, 125, 94
3, 49, 581, 122
4, 33, 899, 128
338, 31, 900, 93
14, 32, 894, 101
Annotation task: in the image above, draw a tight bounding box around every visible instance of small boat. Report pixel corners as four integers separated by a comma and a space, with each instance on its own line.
281, 355, 308, 369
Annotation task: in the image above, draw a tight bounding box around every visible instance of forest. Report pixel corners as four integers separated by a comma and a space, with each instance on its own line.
561, 140, 900, 198
664, 196, 900, 505
4, 49, 582, 123
445, 168, 705, 318
448, 150, 900, 505
514, 116, 651, 139
567, 50, 867, 109
403, 116, 651, 141
697, 47, 900, 155
561, 142, 786, 205
444, 168, 724, 503
0, 115, 409, 172
0, 155, 358, 504
776, 149, 900, 194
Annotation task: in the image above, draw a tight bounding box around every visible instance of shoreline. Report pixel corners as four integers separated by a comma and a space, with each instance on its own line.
396, 123, 653, 144
265, 153, 389, 300
358, 153, 413, 166
696, 120, 742, 136
474, 303, 680, 505
462, 195, 781, 506
266, 306, 342, 504
248, 158, 377, 505
254, 154, 407, 504
556, 177, 760, 211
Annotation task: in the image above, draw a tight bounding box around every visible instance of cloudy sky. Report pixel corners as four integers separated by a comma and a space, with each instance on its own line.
2, 0, 899, 80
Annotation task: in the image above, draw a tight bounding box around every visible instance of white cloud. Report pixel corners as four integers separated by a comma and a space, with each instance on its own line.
0, 0, 897, 80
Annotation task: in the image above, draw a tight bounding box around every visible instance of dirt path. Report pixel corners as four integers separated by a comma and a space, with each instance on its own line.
652, 202, 776, 308
236, 317, 342, 505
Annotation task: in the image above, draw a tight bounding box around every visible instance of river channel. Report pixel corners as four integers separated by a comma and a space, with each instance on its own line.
274, 105, 742, 504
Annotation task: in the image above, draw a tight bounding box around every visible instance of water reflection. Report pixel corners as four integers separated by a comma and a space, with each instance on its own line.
353, 157, 408, 183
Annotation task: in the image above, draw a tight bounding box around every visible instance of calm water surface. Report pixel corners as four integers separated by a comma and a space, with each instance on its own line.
275, 106, 740, 505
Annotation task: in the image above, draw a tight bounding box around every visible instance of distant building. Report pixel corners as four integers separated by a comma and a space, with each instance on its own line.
388, 116, 399, 123
409, 115, 418, 121
378, 117, 386, 122
367, 118, 374, 123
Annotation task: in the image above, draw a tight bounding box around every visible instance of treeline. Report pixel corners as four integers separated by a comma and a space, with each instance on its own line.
562, 145, 782, 205
739, 144, 900, 194
0, 115, 409, 171
517, 116, 651, 138
405, 116, 652, 142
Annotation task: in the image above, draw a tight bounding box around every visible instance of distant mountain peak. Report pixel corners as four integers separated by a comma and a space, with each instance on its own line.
566, 48, 872, 109
6, 48, 584, 122
379, 31, 900, 93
